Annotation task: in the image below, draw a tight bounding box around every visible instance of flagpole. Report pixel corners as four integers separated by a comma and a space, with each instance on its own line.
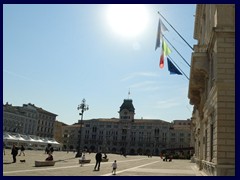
128, 88, 130, 99
168, 56, 189, 80
163, 35, 191, 68
158, 11, 194, 51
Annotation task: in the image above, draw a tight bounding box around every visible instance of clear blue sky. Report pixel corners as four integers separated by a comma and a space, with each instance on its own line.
3, 4, 197, 125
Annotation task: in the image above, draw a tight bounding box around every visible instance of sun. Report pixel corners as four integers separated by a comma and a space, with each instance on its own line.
106, 4, 149, 38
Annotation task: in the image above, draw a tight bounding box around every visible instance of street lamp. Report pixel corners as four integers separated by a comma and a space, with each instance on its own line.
75, 98, 89, 158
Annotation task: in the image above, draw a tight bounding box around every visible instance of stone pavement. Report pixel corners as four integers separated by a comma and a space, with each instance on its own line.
3, 149, 207, 176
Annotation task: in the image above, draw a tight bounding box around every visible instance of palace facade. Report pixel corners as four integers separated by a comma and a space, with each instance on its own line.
62, 99, 192, 157
188, 4, 235, 176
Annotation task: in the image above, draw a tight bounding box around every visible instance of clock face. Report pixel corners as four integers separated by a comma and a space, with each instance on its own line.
124, 111, 128, 115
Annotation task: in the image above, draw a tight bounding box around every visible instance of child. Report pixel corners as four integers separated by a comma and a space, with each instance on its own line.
112, 160, 117, 175
81, 154, 85, 166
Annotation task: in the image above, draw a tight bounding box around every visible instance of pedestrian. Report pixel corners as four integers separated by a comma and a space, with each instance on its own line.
160, 153, 163, 159
112, 160, 117, 175
94, 151, 102, 171
45, 146, 49, 154
80, 154, 85, 166
3, 142, 6, 155
50, 146, 54, 154
169, 154, 173, 162
11, 144, 19, 163
19, 145, 25, 156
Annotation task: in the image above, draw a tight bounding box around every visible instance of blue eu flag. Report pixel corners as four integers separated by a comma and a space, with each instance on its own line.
167, 58, 182, 75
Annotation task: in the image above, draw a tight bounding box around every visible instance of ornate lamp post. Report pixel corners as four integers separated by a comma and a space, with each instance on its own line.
75, 98, 89, 158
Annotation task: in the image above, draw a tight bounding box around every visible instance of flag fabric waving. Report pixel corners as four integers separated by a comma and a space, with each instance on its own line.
167, 58, 182, 75
155, 18, 168, 50
159, 40, 172, 68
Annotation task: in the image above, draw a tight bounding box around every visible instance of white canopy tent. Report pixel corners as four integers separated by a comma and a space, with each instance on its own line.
3, 132, 61, 150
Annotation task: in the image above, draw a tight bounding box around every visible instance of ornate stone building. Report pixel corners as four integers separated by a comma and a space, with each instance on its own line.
62, 99, 191, 157
188, 4, 235, 176
3, 103, 57, 138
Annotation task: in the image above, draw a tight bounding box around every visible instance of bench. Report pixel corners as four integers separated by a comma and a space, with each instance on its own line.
102, 158, 109, 162
79, 159, 91, 164
35, 160, 55, 167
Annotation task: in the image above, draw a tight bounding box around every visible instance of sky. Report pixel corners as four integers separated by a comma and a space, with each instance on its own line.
3, 4, 197, 125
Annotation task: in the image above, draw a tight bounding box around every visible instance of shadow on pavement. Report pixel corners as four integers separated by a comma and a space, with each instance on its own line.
3, 162, 13, 165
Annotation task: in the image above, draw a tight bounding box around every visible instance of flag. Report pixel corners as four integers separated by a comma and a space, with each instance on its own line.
159, 53, 164, 68
162, 40, 171, 56
159, 40, 171, 68
167, 58, 182, 75
155, 18, 168, 50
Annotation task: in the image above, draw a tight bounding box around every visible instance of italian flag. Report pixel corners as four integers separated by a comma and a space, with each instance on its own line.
159, 40, 171, 69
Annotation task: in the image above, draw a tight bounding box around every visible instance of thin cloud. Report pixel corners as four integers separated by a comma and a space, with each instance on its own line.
154, 99, 180, 109
3, 69, 32, 81
130, 81, 156, 88
130, 81, 160, 92
121, 72, 159, 81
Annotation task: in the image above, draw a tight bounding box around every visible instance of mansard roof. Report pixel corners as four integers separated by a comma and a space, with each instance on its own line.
119, 99, 135, 112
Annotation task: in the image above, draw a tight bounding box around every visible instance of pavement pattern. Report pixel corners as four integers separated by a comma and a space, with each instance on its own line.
3, 149, 207, 176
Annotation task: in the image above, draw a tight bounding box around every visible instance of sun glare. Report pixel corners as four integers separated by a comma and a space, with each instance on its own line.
106, 4, 149, 38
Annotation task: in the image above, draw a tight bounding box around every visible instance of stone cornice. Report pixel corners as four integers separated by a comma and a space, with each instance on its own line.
188, 49, 209, 107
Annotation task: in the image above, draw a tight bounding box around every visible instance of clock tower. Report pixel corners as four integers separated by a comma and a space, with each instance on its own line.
119, 99, 135, 122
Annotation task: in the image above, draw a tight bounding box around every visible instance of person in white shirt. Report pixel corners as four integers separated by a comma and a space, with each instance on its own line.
81, 154, 85, 166
112, 160, 117, 175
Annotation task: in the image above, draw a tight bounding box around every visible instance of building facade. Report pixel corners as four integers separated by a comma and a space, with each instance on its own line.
3, 103, 57, 138
53, 120, 67, 145
62, 124, 81, 151
188, 4, 235, 176
62, 99, 191, 157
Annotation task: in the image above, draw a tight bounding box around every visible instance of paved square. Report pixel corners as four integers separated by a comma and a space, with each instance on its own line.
3, 149, 205, 176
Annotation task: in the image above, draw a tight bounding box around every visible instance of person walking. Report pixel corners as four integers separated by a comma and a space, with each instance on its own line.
19, 145, 25, 156
94, 151, 102, 171
112, 160, 117, 175
3, 142, 6, 155
80, 154, 85, 167
11, 144, 19, 163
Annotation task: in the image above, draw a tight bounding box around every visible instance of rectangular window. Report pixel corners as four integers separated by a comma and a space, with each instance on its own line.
210, 123, 214, 161
205, 128, 208, 160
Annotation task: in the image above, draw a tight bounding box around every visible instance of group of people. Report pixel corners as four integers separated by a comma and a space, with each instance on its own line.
10, 144, 54, 163
92, 152, 117, 175
10, 145, 119, 174
160, 153, 173, 162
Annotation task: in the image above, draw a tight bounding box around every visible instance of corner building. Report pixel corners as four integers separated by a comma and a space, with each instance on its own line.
188, 4, 235, 176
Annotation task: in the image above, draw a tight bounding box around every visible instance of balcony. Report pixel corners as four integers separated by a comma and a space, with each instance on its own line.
188, 46, 209, 107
